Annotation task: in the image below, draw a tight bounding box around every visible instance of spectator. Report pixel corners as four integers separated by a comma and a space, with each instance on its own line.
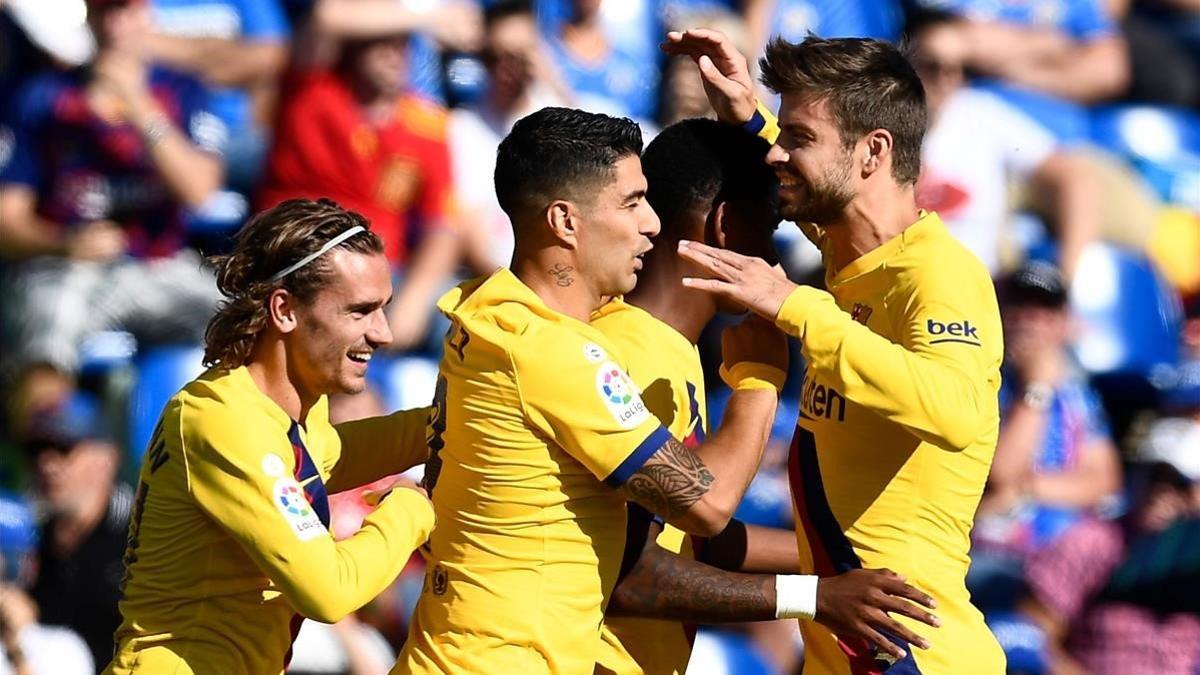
22, 394, 130, 671
449, 0, 566, 273
926, 0, 1131, 105
657, 8, 748, 127
547, 0, 659, 122
970, 262, 1122, 606
910, 11, 1099, 280
1018, 444, 1200, 674
0, 0, 225, 387
0, 491, 94, 675
259, 7, 462, 350
141, 0, 292, 189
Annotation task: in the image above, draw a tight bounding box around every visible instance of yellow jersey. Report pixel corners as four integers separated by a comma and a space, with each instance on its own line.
106, 366, 434, 675
779, 213, 1006, 674
592, 299, 706, 675
396, 269, 671, 675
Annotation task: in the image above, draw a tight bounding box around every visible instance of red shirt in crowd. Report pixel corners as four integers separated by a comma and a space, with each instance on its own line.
259, 70, 456, 266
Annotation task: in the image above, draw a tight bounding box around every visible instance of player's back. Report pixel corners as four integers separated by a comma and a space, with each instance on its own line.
108, 367, 340, 675
400, 270, 670, 675
791, 213, 1005, 674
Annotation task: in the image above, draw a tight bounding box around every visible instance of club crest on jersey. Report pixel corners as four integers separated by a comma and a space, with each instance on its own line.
851, 303, 873, 325
596, 362, 650, 428
583, 342, 606, 363
273, 477, 326, 541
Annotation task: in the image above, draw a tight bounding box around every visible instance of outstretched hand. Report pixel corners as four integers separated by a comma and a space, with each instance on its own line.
661, 29, 758, 124
678, 240, 796, 320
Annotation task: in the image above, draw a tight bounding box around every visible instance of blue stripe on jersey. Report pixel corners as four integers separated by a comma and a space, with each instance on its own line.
605, 424, 672, 488
287, 422, 331, 529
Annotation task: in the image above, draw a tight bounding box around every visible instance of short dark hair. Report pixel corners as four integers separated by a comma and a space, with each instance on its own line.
760, 36, 927, 185
642, 118, 779, 241
494, 107, 643, 221
484, 0, 532, 29
204, 199, 384, 369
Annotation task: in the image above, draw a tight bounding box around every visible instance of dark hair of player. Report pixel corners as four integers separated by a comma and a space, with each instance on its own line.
494, 106, 643, 224
760, 36, 927, 185
641, 118, 779, 243
203, 198, 384, 369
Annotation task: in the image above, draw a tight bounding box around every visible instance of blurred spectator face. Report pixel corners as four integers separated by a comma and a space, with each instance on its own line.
85, 0, 150, 53
910, 23, 968, 115
571, 0, 602, 21
346, 35, 410, 100
575, 155, 660, 297
1002, 262, 1071, 366
768, 95, 856, 224
24, 396, 118, 518
287, 250, 394, 398
484, 12, 539, 99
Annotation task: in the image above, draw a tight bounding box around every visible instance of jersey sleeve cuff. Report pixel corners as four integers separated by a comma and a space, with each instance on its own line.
604, 425, 672, 488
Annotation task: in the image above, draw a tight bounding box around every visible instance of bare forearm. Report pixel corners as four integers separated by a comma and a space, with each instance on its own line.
990, 401, 1048, 488
127, 99, 222, 207
0, 189, 66, 258
990, 40, 1129, 103
704, 520, 802, 573
689, 389, 776, 521
145, 35, 287, 88
1034, 153, 1098, 281
608, 543, 777, 623
314, 0, 430, 38
1030, 447, 1120, 507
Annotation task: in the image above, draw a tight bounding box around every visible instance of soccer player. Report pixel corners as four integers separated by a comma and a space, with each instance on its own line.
396, 107, 786, 674
664, 32, 1007, 673
594, 119, 941, 674
107, 199, 436, 674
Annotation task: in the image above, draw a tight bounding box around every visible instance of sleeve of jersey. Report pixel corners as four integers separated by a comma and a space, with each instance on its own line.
328, 406, 433, 493
512, 335, 672, 486
182, 406, 434, 623
775, 267, 1001, 452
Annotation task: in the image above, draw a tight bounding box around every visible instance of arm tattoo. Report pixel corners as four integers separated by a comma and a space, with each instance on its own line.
623, 437, 714, 520
607, 540, 776, 622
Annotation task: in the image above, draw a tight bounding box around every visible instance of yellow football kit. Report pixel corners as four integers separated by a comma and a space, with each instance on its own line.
396, 269, 672, 675
106, 366, 434, 675
592, 299, 707, 675
750, 108, 1006, 674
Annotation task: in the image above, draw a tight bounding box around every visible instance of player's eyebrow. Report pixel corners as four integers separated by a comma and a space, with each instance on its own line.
621, 188, 646, 203
781, 122, 815, 137
347, 300, 383, 314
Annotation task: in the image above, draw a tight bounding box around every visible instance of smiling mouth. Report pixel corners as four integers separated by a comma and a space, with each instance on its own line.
347, 349, 373, 365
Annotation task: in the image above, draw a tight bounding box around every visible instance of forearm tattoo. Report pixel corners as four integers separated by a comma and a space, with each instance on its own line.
623, 438, 714, 520
607, 542, 776, 622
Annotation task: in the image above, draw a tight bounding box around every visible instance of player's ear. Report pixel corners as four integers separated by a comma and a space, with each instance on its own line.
546, 199, 578, 248
708, 201, 730, 249
268, 288, 299, 334
861, 129, 893, 180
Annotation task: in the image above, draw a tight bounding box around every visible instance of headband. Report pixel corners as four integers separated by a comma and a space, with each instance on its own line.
269, 225, 366, 282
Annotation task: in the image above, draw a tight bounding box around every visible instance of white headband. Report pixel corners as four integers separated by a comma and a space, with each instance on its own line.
270, 225, 366, 282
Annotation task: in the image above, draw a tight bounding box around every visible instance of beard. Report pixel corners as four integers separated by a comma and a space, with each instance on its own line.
780, 162, 854, 226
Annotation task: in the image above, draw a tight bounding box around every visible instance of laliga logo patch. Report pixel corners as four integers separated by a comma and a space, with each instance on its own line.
596, 362, 649, 428
273, 477, 326, 541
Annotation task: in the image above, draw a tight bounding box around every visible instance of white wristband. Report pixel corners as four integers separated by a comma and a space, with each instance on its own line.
775, 574, 818, 620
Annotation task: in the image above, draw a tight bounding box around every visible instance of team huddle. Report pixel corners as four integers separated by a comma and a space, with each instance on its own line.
103, 30, 1005, 675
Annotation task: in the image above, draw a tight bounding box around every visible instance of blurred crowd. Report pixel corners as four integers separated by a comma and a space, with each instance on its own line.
0, 0, 1198, 673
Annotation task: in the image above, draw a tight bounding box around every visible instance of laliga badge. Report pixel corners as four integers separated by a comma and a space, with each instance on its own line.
595, 362, 650, 428
273, 477, 326, 541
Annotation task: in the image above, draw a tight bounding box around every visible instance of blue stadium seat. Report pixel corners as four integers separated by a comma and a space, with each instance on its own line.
127, 345, 205, 463
1090, 105, 1200, 209
1070, 243, 1183, 376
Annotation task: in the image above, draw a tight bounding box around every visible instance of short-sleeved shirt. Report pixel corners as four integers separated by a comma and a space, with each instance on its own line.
259, 71, 455, 266
918, 87, 1057, 273
108, 366, 433, 675
1026, 518, 1200, 675
592, 299, 707, 675
0, 67, 226, 259
398, 269, 670, 675
150, 0, 291, 133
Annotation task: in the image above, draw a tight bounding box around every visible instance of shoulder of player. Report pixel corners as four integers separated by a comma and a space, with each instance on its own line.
888, 228, 994, 298
396, 94, 450, 141
172, 371, 289, 458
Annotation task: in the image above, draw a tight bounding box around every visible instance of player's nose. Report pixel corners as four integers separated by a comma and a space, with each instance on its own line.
766, 143, 789, 166
367, 307, 393, 348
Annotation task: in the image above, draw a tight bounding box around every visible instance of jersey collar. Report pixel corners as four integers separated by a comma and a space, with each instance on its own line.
829, 210, 946, 287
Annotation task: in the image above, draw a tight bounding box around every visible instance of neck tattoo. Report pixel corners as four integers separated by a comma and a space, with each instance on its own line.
550, 263, 575, 287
